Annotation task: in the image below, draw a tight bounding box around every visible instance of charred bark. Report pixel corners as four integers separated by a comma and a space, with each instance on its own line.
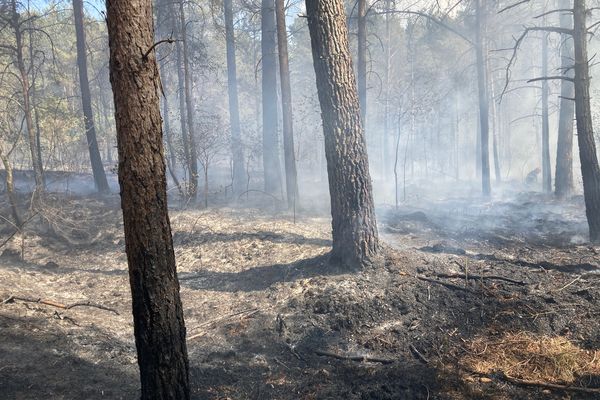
306, 0, 379, 269
106, 0, 191, 398
73, 0, 110, 193
555, 0, 575, 199
275, 0, 298, 209
573, 0, 600, 242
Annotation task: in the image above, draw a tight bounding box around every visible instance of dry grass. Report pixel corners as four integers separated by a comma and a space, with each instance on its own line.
462, 332, 600, 384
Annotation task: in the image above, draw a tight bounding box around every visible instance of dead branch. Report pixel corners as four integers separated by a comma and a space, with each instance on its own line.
416, 275, 477, 293
315, 349, 394, 364
409, 344, 429, 364
433, 272, 526, 286
499, 373, 600, 394
3, 295, 119, 315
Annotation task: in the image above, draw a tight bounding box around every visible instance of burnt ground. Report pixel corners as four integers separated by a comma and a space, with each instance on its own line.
1, 188, 600, 399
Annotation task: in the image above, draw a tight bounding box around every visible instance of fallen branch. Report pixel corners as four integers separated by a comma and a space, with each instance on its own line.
315, 349, 394, 364
416, 275, 477, 294
187, 308, 259, 341
3, 295, 119, 315
434, 272, 526, 286
500, 373, 600, 394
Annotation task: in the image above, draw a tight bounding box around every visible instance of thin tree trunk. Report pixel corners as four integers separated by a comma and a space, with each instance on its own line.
541, 31, 552, 193
73, 0, 110, 193
1, 151, 22, 227
306, 0, 379, 269
357, 0, 367, 127
573, 0, 600, 242
224, 0, 246, 196
555, 0, 575, 199
275, 0, 298, 209
261, 0, 282, 196
27, 14, 43, 183
475, 0, 491, 196
11, 0, 43, 192
106, 0, 190, 398
179, 0, 198, 199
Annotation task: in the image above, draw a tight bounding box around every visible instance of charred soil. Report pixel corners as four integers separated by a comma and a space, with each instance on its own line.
1, 192, 600, 399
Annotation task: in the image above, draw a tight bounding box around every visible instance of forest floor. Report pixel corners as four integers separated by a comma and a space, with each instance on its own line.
1, 184, 600, 399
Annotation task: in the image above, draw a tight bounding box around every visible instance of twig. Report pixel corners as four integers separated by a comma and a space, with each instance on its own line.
409, 344, 429, 364
315, 349, 394, 364
416, 275, 477, 293
3, 296, 119, 315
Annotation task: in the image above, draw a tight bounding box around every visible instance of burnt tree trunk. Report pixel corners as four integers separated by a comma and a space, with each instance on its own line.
357, 0, 367, 127
541, 31, 552, 193
261, 0, 283, 196
555, 0, 575, 199
106, 0, 190, 398
275, 0, 298, 209
0, 149, 21, 227
306, 0, 379, 269
11, 0, 43, 191
475, 0, 491, 196
73, 0, 110, 193
224, 0, 246, 196
179, 0, 198, 199
573, 0, 600, 242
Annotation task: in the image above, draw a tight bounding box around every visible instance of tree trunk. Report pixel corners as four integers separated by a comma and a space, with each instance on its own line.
224, 0, 246, 196
179, 0, 198, 199
555, 0, 575, 199
541, 31, 552, 193
357, 0, 367, 127
275, 0, 298, 209
475, 0, 491, 196
0, 151, 22, 227
306, 0, 379, 269
11, 0, 43, 192
261, 0, 283, 196
73, 0, 110, 193
106, 0, 190, 398
383, 0, 392, 179
573, 0, 600, 242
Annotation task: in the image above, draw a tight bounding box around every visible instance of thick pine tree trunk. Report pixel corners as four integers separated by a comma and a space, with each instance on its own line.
261, 0, 283, 196
306, 0, 379, 269
106, 0, 191, 398
224, 0, 246, 196
73, 0, 110, 193
275, 0, 298, 209
475, 0, 491, 196
541, 32, 552, 193
555, 0, 575, 199
573, 0, 600, 242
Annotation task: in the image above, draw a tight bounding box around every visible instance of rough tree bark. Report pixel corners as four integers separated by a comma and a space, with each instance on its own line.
357, 0, 367, 127
541, 31, 552, 193
475, 0, 491, 196
261, 0, 283, 195
275, 0, 298, 209
106, 0, 191, 398
179, 0, 199, 199
306, 0, 379, 269
73, 0, 110, 193
555, 0, 575, 199
224, 0, 246, 196
573, 0, 600, 242
10, 0, 44, 191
